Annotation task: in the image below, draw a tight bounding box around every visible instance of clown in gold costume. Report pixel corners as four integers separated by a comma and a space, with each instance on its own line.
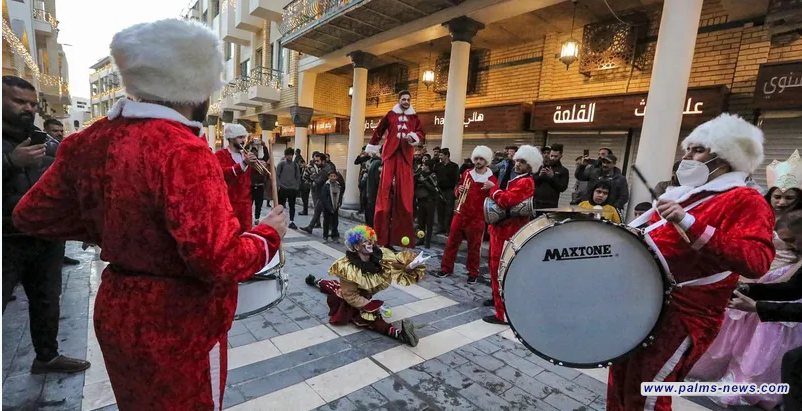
306, 226, 425, 346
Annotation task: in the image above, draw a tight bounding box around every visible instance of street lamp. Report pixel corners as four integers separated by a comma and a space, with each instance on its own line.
559, 0, 580, 70
421, 69, 435, 89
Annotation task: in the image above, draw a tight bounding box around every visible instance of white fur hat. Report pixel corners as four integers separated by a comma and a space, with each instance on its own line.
110, 19, 224, 104
682, 113, 764, 174
471, 145, 493, 162
224, 124, 248, 140
513, 145, 543, 170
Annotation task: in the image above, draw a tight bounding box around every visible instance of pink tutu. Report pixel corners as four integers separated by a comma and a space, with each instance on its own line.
687, 264, 802, 409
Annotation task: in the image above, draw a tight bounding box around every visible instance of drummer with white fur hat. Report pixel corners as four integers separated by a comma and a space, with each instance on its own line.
610, 114, 775, 410
215, 123, 258, 231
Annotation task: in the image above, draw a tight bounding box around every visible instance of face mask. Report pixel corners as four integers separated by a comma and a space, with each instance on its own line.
675, 157, 719, 187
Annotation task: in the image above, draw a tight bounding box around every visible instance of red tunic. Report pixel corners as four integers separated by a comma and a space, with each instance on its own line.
441, 169, 497, 277
214, 148, 252, 232
607, 187, 775, 411
487, 174, 535, 321
11, 101, 280, 411
368, 105, 425, 247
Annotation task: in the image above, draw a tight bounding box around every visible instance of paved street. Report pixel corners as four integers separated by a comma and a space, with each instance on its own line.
2, 208, 751, 411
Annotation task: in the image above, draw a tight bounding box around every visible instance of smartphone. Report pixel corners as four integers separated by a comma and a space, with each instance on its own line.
30, 131, 47, 146
583, 149, 590, 157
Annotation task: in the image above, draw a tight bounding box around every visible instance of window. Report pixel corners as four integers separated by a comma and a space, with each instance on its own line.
212, 0, 219, 18
202, 10, 207, 24
269, 44, 275, 70
255, 48, 263, 68
224, 42, 233, 61
240, 59, 250, 77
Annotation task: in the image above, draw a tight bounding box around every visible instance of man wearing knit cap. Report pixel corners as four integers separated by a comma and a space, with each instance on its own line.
437, 145, 497, 284
483, 145, 541, 325
12, 19, 286, 410
216, 123, 258, 231
611, 114, 775, 411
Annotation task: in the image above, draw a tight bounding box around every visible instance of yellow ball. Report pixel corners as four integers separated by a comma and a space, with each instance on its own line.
416, 230, 425, 239
401, 236, 410, 246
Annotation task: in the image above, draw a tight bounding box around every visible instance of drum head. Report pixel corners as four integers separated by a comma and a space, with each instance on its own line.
235, 252, 285, 320
502, 219, 666, 368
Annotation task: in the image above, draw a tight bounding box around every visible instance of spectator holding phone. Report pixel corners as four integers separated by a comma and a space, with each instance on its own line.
2, 76, 91, 373
533, 143, 569, 210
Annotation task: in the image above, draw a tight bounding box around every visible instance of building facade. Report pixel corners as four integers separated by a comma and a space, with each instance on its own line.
88, 56, 125, 125
2, 0, 71, 127
67, 96, 90, 135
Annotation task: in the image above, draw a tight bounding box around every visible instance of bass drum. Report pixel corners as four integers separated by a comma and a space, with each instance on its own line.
500, 217, 669, 368
235, 251, 288, 320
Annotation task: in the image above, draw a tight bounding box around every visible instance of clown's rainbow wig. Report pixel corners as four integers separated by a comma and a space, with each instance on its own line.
345, 225, 377, 252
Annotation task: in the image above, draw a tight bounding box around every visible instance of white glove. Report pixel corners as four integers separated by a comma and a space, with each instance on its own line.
405, 251, 431, 270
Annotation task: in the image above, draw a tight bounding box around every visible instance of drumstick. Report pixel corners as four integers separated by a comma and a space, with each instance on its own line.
264, 137, 286, 266
631, 165, 690, 243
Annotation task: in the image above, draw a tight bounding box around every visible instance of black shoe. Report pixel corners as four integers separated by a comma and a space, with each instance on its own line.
467, 277, 477, 285
31, 355, 91, 374
482, 315, 508, 325
434, 271, 451, 278
483, 299, 494, 307
289, 222, 298, 230
300, 226, 313, 234
63, 256, 80, 266
305, 275, 318, 287
398, 319, 419, 347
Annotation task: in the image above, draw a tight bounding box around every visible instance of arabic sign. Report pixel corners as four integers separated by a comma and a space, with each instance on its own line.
311, 118, 339, 134
531, 86, 728, 130
280, 125, 295, 137
754, 60, 802, 109
343, 104, 531, 136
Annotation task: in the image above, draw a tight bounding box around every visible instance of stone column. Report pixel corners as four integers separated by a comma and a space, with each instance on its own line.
294, 71, 317, 158
440, 16, 484, 159
290, 105, 314, 159
342, 51, 373, 210
206, 114, 219, 151
627, 0, 703, 219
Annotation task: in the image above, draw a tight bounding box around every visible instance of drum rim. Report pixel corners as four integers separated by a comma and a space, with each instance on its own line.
500, 218, 671, 369
234, 256, 289, 321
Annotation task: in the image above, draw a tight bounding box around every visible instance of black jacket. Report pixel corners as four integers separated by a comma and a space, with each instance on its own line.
435, 161, 459, 190
366, 157, 382, 204
3, 126, 54, 236
533, 161, 570, 208
577, 165, 629, 210
747, 264, 802, 323
415, 172, 439, 201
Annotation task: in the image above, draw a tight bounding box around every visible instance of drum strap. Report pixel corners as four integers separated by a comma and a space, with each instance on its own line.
642, 195, 715, 234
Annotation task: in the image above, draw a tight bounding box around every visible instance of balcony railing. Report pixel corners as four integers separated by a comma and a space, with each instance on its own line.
33, 9, 58, 31
279, 0, 361, 37
248, 67, 283, 89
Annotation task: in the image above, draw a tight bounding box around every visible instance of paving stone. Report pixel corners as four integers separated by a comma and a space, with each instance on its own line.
228, 332, 257, 348
492, 350, 544, 377
534, 370, 597, 405
573, 373, 608, 396
222, 387, 246, 408
502, 386, 560, 411
413, 359, 474, 391
371, 375, 429, 411
590, 395, 607, 411
235, 368, 305, 400
94, 404, 119, 411
494, 366, 554, 399
457, 345, 506, 372
352, 335, 402, 357
293, 349, 360, 379
434, 351, 470, 368
468, 339, 501, 355
458, 381, 514, 411
521, 353, 583, 380
430, 308, 485, 330
229, 321, 249, 336
397, 368, 478, 411
1, 373, 45, 410
273, 321, 303, 335
346, 385, 388, 411
542, 390, 587, 411
315, 397, 359, 411
40, 372, 83, 411
455, 362, 514, 395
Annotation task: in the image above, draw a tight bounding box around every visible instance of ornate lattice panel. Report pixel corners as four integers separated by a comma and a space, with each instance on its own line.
366, 63, 408, 99
433, 49, 490, 96
579, 17, 647, 76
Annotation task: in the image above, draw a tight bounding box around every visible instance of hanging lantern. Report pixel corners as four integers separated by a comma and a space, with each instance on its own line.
421, 69, 435, 89
559, 38, 579, 69
559, 0, 580, 70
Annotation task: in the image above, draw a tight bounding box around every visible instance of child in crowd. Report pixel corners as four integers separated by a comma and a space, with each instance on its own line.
321, 170, 343, 243
578, 180, 622, 223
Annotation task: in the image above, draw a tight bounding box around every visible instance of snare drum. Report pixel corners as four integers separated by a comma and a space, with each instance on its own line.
235, 251, 288, 320
484, 197, 534, 225
500, 216, 669, 368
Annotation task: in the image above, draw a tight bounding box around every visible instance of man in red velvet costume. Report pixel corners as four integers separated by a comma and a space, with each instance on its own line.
216, 123, 257, 232
436, 145, 496, 284
610, 114, 775, 411
482, 145, 541, 325
12, 19, 287, 411
366, 90, 424, 248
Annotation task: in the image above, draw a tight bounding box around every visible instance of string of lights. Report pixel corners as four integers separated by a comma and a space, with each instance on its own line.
2, 17, 69, 97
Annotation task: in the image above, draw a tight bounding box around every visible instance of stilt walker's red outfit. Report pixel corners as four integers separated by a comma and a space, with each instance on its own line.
608, 114, 775, 411
366, 104, 424, 247
487, 173, 534, 321
215, 147, 252, 232
441, 168, 496, 278
13, 99, 281, 411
